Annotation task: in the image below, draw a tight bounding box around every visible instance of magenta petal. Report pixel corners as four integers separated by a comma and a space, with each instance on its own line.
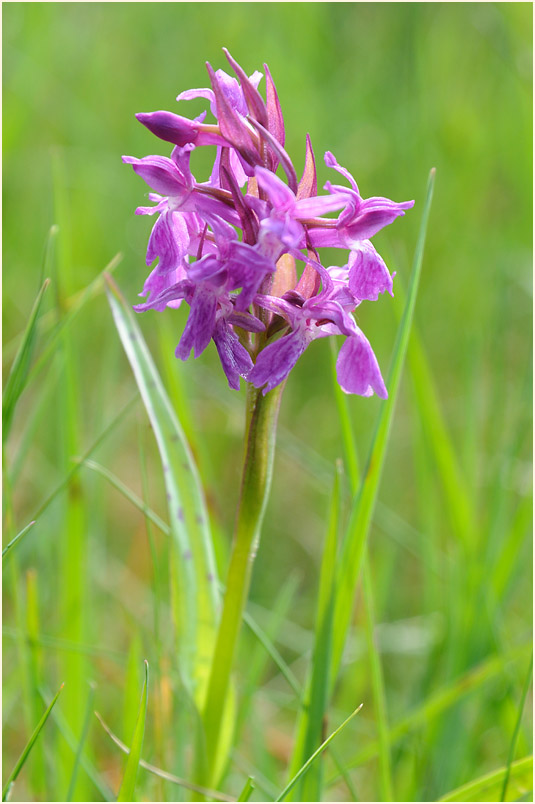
348, 241, 393, 301
136, 111, 200, 147
255, 167, 295, 212
324, 151, 360, 193
227, 243, 275, 311
294, 192, 349, 218
206, 62, 260, 165
341, 208, 408, 244
123, 155, 186, 197
146, 211, 190, 271
305, 299, 357, 337
336, 332, 387, 398
134, 277, 192, 312
248, 329, 311, 394
264, 63, 285, 172
227, 311, 266, 333
187, 254, 225, 282
175, 286, 217, 360
248, 118, 298, 194
213, 318, 253, 390
223, 49, 268, 128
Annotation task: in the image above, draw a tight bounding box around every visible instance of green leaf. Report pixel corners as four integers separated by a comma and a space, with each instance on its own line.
105, 274, 219, 706
275, 704, 363, 802
2, 278, 50, 442
330, 168, 436, 682
2, 682, 63, 801
438, 755, 532, 802
117, 660, 149, 802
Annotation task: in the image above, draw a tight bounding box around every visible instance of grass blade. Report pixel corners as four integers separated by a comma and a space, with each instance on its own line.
362, 555, 393, 801
106, 274, 219, 706
39, 686, 113, 802
95, 712, 234, 802
330, 332, 394, 801
66, 682, 96, 801
393, 281, 474, 548
237, 776, 255, 801
27, 253, 123, 386
275, 704, 363, 802
326, 643, 531, 785
330, 168, 436, 681
81, 459, 170, 536
287, 464, 341, 801
2, 683, 64, 801
117, 660, 149, 802
500, 656, 533, 801
2, 278, 50, 442
2, 520, 36, 559
438, 755, 532, 802
31, 393, 139, 523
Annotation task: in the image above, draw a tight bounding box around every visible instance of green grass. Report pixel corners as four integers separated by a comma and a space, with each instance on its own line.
3, 3, 532, 802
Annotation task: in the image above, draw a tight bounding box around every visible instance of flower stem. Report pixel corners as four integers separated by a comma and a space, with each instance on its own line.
201, 381, 284, 784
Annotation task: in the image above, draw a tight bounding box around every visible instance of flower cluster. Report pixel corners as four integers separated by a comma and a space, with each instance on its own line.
124, 50, 414, 396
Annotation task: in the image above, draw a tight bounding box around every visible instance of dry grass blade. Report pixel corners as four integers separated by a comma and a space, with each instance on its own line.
95, 712, 235, 802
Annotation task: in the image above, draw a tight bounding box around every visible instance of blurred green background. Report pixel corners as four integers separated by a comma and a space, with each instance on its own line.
3, 3, 532, 802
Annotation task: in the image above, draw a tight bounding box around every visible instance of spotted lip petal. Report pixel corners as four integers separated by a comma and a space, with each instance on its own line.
248, 327, 313, 395
336, 330, 388, 398
348, 241, 393, 301
213, 318, 254, 390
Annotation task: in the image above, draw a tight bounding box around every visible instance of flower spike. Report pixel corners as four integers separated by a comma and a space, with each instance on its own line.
125, 51, 413, 394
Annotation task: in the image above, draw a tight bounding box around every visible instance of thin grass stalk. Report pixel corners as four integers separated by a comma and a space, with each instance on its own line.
500, 655, 533, 801
201, 382, 284, 785
329, 337, 394, 801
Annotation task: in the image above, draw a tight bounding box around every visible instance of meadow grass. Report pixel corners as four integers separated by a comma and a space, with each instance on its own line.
3, 3, 532, 802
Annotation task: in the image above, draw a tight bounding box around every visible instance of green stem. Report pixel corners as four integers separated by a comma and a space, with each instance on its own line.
201, 381, 284, 783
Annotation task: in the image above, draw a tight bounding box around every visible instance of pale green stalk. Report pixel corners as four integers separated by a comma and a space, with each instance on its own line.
500, 655, 533, 801
201, 382, 284, 785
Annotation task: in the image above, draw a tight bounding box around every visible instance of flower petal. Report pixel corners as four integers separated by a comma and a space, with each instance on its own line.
336, 331, 388, 398
255, 167, 295, 211
248, 328, 311, 394
348, 241, 393, 301
175, 285, 218, 360
213, 318, 253, 390
123, 154, 187, 197
136, 111, 201, 147
146, 210, 190, 272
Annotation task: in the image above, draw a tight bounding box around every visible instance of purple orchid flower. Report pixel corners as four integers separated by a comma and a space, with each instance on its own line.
307, 152, 414, 249
125, 51, 413, 395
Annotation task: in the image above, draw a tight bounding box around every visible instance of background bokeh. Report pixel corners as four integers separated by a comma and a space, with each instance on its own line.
3, 3, 532, 802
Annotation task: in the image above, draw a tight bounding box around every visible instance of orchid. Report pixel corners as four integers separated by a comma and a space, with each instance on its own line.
121, 50, 421, 793
124, 49, 414, 396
